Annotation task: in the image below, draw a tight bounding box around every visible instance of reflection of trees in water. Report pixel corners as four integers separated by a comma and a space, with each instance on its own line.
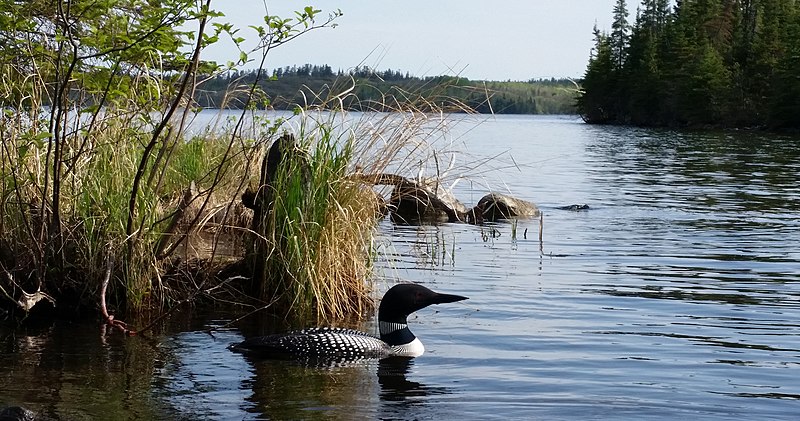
585, 129, 800, 214
0, 321, 163, 420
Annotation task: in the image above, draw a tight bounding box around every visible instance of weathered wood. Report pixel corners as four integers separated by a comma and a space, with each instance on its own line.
153, 181, 200, 259
244, 133, 297, 299
242, 133, 296, 213
348, 174, 540, 225
348, 173, 467, 223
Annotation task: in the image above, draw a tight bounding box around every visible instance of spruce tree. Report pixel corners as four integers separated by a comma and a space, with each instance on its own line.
578, 27, 616, 123
610, 0, 631, 70
767, 1, 800, 128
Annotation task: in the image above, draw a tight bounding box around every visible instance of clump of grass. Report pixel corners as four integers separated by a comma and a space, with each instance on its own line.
1, 2, 432, 324
256, 120, 376, 320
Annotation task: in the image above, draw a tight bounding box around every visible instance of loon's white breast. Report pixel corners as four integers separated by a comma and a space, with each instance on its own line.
390, 337, 425, 357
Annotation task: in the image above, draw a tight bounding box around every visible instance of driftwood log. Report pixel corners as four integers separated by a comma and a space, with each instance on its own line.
240, 133, 301, 298
349, 173, 539, 224
348, 173, 468, 223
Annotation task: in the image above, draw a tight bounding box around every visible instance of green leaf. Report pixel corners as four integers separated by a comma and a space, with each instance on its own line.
81, 104, 100, 114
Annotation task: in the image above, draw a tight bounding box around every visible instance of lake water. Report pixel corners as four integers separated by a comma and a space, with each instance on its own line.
2, 114, 799, 420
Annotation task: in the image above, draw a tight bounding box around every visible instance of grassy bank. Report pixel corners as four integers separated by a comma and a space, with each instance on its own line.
1, 100, 471, 325
1, 107, 243, 315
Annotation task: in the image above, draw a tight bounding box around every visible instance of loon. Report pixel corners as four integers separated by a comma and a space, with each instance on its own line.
229, 283, 467, 359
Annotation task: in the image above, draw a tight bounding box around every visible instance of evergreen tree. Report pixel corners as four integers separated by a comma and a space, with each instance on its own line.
767, 1, 800, 128
578, 27, 616, 123
610, 0, 631, 69
682, 41, 732, 123
625, 16, 658, 123
642, 0, 671, 34
748, 0, 789, 121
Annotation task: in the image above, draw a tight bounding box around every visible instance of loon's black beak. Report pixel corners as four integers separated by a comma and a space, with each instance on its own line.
430, 292, 468, 305
409, 289, 468, 315
379, 283, 468, 321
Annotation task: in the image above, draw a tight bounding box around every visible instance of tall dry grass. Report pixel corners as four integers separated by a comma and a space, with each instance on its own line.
245, 79, 478, 322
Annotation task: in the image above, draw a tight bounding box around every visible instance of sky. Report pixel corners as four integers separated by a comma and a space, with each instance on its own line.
205, 1, 624, 81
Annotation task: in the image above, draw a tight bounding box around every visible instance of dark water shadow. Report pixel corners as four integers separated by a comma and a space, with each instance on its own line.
377, 357, 450, 401
235, 352, 453, 419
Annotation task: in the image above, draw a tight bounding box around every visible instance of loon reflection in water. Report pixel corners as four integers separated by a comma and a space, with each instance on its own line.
229, 283, 468, 361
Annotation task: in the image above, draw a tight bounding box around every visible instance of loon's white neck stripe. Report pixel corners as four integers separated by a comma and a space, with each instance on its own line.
379, 321, 408, 335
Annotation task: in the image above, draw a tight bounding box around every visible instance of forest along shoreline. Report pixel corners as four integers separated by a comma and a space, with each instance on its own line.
578, 0, 800, 131
196, 66, 580, 115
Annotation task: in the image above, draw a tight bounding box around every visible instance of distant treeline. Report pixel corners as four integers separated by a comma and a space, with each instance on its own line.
578, 0, 800, 129
195, 64, 579, 114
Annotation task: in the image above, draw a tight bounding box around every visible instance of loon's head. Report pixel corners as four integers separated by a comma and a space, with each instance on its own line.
377, 283, 467, 356
378, 283, 468, 324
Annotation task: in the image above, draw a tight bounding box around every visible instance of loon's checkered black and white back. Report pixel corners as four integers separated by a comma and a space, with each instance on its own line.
229, 283, 468, 362
233, 327, 392, 359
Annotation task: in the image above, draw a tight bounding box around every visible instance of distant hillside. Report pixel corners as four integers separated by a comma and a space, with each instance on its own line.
195, 65, 579, 114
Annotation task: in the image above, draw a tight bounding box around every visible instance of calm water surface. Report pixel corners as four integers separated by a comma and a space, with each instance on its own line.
2, 115, 799, 420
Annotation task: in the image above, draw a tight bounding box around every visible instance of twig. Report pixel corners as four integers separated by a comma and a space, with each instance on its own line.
205, 295, 280, 336
134, 297, 188, 336
539, 213, 543, 243
1, 270, 55, 312
138, 273, 252, 336
100, 257, 136, 336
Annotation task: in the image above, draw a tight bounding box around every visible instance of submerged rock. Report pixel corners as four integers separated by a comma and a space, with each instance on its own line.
390, 179, 468, 224
556, 204, 590, 211
469, 193, 540, 222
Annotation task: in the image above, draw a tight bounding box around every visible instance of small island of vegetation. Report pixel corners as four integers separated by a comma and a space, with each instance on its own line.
0, 1, 552, 331
0, 2, 420, 326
